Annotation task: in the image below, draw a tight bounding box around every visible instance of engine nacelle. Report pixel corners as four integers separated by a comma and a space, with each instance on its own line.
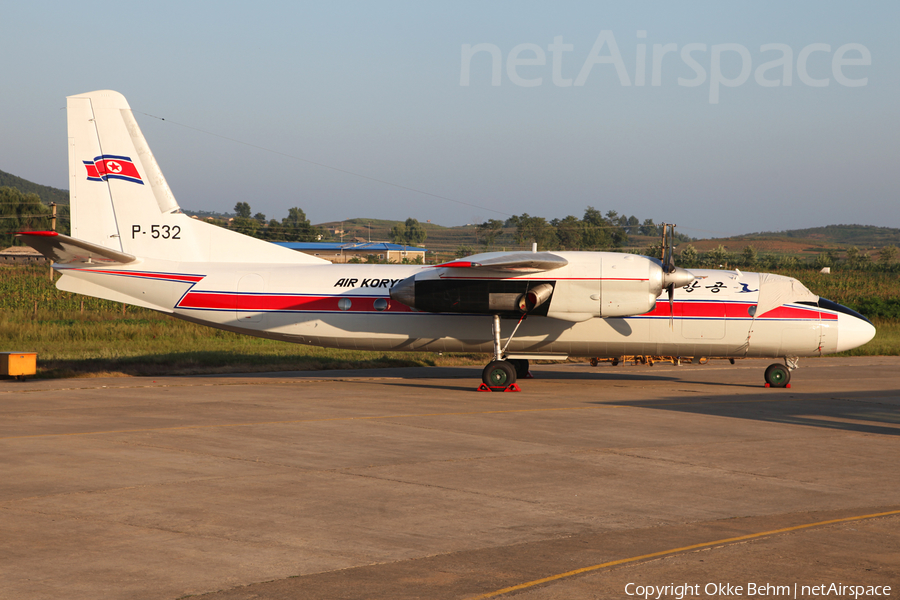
390, 276, 558, 316
389, 252, 694, 322
546, 253, 663, 321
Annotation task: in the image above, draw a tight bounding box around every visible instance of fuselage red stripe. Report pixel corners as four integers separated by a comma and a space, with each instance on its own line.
437, 276, 649, 281
756, 305, 838, 320
178, 292, 413, 313
640, 302, 837, 320
175, 292, 840, 320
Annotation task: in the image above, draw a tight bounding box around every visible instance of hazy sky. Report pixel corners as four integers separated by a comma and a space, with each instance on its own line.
1, 1, 897, 237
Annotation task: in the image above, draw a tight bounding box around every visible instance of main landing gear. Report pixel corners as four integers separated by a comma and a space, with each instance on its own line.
479, 315, 529, 392
764, 357, 797, 388
482, 360, 518, 388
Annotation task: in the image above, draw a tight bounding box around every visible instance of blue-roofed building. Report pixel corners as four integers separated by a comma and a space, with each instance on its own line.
274, 241, 427, 263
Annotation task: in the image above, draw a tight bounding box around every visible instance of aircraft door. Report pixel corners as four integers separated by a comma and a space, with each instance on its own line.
779, 324, 819, 356
236, 274, 266, 325
680, 301, 726, 339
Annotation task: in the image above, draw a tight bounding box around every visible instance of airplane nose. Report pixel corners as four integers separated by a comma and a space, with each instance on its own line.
835, 313, 876, 353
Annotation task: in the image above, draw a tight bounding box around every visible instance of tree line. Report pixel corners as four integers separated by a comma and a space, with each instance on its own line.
676, 243, 899, 271
222, 202, 323, 242
472, 207, 692, 253
390, 218, 427, 246
2, 189, 896, 273
0, 186, 70, 246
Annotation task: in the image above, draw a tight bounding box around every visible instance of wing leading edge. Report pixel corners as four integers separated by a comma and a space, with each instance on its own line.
434, 251, 568, 273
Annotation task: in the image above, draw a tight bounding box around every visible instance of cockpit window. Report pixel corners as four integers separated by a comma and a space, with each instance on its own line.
796, 299, 872, 325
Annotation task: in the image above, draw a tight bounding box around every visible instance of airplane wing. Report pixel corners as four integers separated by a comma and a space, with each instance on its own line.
16, 231, 137, 266
435, 252, 568, 273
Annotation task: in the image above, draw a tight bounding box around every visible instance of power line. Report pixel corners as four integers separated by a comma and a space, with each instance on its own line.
0, 214, 56, 220
139, 111, 512, 219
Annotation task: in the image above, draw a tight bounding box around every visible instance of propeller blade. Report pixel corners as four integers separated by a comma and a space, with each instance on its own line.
668, 225, 676, 273
661, 223, 670, 273
668, 283, 675, 329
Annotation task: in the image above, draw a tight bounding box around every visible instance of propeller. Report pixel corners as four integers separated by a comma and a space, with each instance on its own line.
663, 223, 675, 327
660, 223, 695, 328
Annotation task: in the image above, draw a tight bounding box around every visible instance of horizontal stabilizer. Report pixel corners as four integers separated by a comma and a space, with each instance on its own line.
436, 252, 568, 273
55, 272, 172, 313
16, 231, 137, 266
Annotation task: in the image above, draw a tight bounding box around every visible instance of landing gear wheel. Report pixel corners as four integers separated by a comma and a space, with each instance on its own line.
509, 359, 530, 379
764, 363, 791, 388
483, 360, 517, 387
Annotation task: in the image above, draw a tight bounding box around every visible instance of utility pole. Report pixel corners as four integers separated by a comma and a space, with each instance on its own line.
49, 203, 57, 281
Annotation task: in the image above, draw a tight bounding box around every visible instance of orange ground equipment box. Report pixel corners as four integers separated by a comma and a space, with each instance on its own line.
1, 352, 37, 379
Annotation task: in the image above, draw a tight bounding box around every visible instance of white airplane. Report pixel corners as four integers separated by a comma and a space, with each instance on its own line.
19, 90, 875, 389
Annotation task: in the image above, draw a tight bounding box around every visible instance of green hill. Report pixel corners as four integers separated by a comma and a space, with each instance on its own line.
316, 218, 482, 250
0, 170, 70, 242
742, 225, 900, 248
2, 168, 895, 255
0, 169, 68, 206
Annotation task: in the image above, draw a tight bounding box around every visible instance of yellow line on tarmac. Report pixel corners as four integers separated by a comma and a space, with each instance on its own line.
466, 509, 900, 599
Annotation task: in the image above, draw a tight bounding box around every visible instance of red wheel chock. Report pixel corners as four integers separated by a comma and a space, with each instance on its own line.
477, 383, 521, 392
764, 383, 791, 388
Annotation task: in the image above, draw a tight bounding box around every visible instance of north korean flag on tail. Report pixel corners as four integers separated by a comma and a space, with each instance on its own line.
83, 155, 144, 185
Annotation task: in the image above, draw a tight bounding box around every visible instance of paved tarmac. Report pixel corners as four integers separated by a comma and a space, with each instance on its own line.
1, 356, 898, 600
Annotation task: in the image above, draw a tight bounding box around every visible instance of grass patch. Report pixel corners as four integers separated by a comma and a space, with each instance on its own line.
1, 308, 487, 378
833, 318, 900, 356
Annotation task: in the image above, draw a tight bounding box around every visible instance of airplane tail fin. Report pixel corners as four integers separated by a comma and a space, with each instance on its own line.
66, 90, 326, 264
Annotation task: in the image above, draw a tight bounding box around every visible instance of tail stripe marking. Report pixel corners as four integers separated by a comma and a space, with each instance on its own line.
69, 268, 204, 284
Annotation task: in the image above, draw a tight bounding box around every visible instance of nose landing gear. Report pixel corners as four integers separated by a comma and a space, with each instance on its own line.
478, 315, 525, 392
483, 360, 517, 387
764, 363, 792, 388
